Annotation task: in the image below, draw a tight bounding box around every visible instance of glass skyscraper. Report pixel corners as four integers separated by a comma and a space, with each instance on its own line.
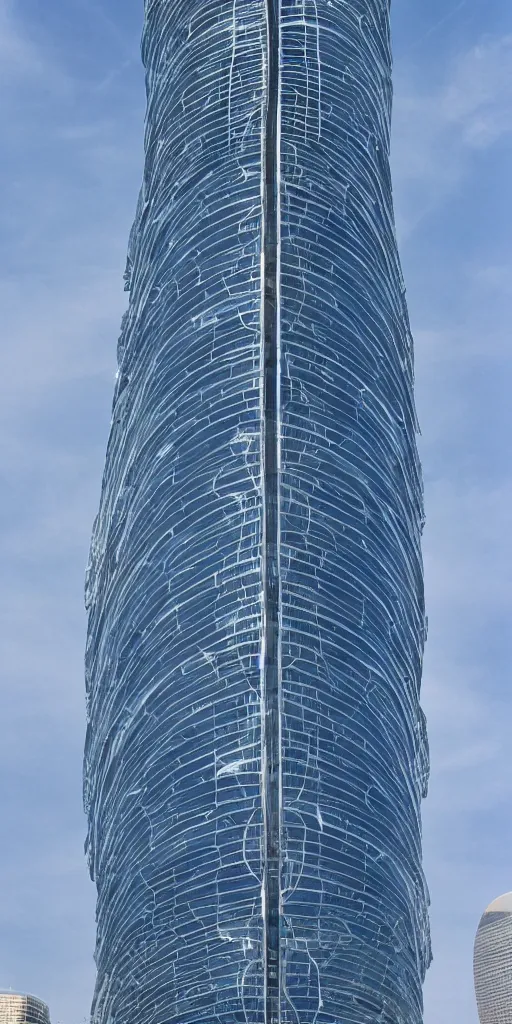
84, 2, 430, 1022
474, 893, 512, 1023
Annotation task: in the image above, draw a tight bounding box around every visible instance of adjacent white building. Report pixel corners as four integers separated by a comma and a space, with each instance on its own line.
0, 994, 50, 1024
474, 892, 512, 1023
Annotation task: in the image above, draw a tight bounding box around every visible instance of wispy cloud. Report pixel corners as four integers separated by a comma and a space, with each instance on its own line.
392, 34, 512, 237
418, 2, 468, 46
0, 3, 144, 1019
472, 261, 512, 296
443, 35, 512, 147
0, 0, 42, 76
390, 27, 512, 1024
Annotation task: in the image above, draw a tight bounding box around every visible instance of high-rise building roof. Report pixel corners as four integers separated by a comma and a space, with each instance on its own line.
474, 893, 512, 1023
485, 893, 512, 915
0, 993, 50, 1024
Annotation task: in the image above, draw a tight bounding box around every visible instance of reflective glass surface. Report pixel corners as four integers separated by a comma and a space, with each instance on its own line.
85, 2, 430, 1022
474, 899, 512, 1023
0, 994, 50, 1024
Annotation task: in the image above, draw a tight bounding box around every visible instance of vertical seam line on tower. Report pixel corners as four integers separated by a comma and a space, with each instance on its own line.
260, 0, 282, 1021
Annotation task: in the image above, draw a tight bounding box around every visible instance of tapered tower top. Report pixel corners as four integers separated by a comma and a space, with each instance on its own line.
483, 892, 512, 915
474, 893, 512, 1023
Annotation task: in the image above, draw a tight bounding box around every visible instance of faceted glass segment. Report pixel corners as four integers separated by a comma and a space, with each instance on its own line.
474, 894, 512, 1024
85, 4, 266, 1021
84, 2, 430, 1023
278, 4, 429, 1020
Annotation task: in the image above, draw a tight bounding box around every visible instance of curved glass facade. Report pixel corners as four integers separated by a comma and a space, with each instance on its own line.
84, 2, 430, 1022
474, 894, 512, 1023
0, 994, 50, 1024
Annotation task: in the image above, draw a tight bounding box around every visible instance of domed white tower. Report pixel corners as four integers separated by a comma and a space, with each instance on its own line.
474, 893, 512, 1023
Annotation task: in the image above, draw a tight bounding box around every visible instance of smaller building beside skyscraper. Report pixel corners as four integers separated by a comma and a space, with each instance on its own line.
474, 892, 512, 1023
0, 994, 50, 1024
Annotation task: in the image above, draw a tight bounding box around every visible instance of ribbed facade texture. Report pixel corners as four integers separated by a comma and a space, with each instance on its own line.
84, 2, 430, 1022
0, 994, 50, 1024
474, 894, 512, 1024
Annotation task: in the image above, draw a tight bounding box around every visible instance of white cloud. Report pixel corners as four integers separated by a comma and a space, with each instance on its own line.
0, 0, 71, 96
0, 0, 42, 75
0, 277, 119, 415
442, 36, 512, 147
397, 39, 512, 1005
0, 5, 143, 1019
414, 302, 512, 1024
392, 34, 512, 237
472, 262, 512, 296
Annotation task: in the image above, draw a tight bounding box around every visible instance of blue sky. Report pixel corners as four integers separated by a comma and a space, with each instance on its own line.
0, 1, 510, 1022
